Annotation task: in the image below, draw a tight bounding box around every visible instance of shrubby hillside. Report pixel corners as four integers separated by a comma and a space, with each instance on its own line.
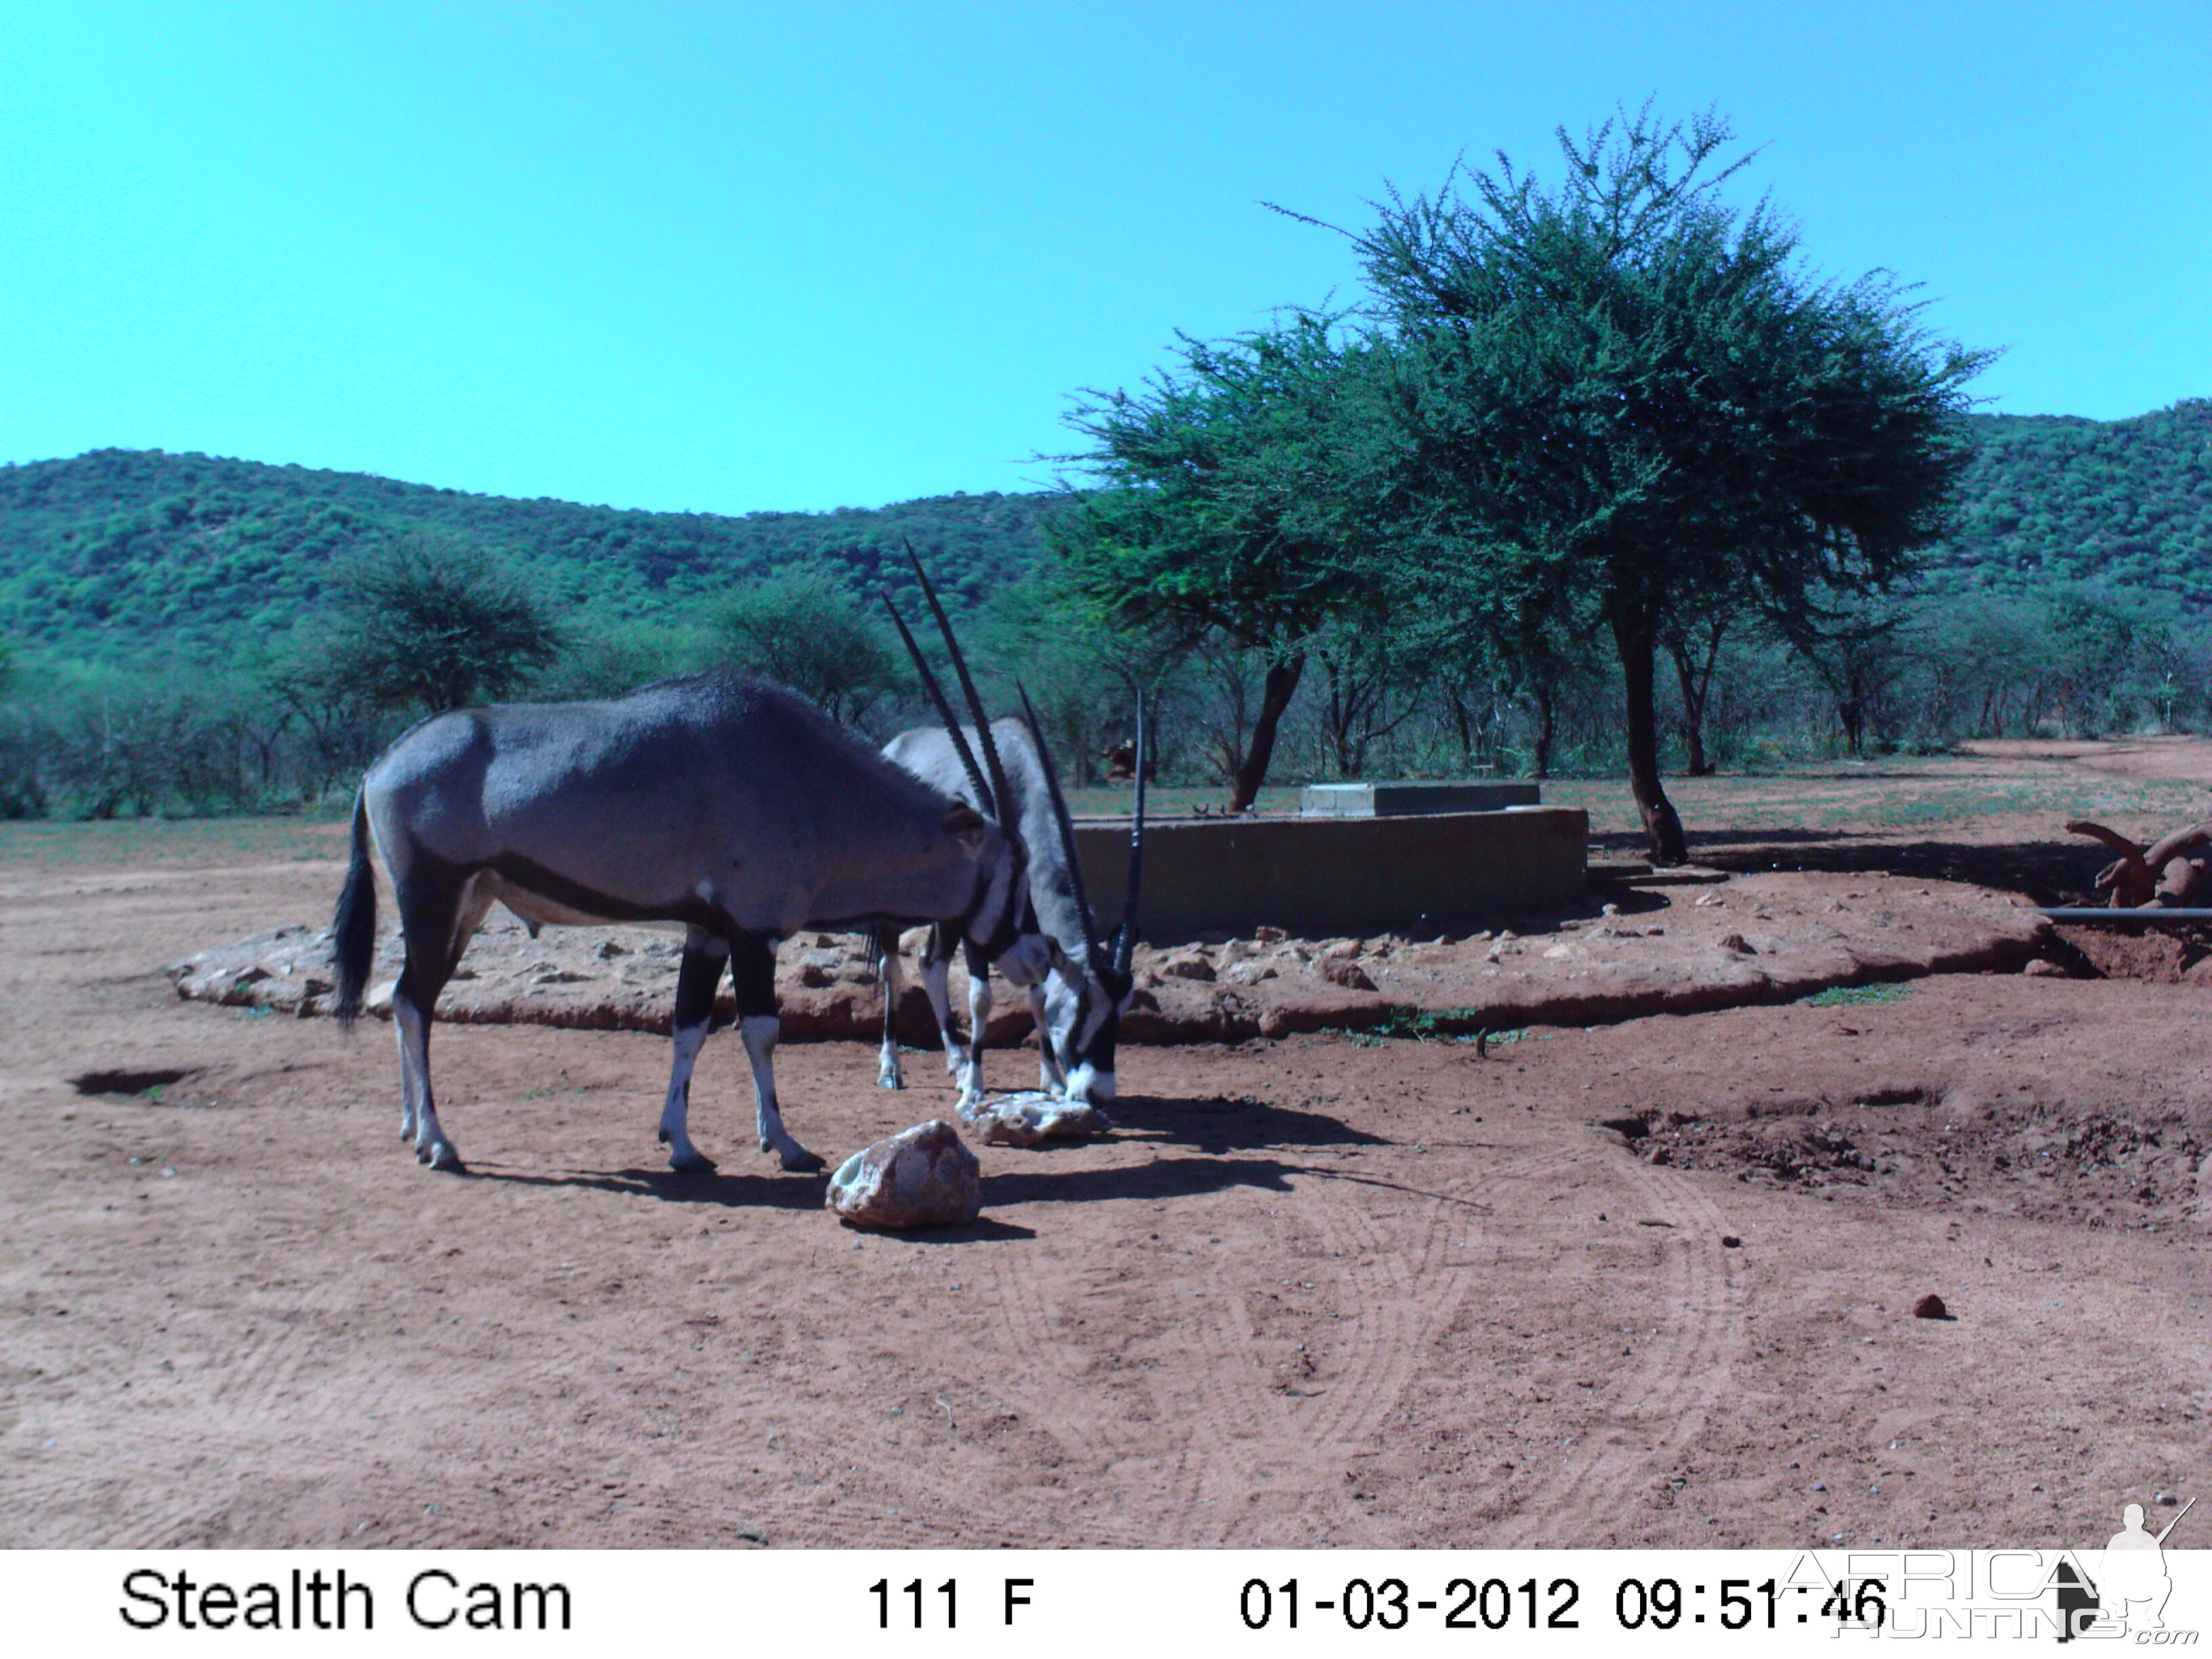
0, 448, 1063, 668
4, 403, 2208, 673
1, 401, 2209, 821
1929, 401, 2212, 600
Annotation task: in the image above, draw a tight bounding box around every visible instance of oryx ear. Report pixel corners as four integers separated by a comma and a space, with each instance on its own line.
941, 804, 987, 851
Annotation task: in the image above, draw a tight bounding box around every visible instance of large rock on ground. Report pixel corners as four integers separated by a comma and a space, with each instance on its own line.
825, 1120, 982, 1231
964, 1092, 1113, 1147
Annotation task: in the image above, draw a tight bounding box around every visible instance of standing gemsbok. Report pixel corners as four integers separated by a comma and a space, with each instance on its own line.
876, 693, 1147, 1111
329, 582, 1046, 1175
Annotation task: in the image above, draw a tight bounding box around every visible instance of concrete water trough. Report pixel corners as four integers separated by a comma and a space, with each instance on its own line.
1068, 790, 1587, 940
1300, 779, 1542, 815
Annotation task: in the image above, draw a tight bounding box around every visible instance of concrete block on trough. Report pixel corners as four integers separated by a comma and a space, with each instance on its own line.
1301, 779, 1542, 816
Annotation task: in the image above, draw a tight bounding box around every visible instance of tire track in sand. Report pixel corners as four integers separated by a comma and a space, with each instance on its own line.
9, 1272, 377, 1547
1165, 1162, 1481, 1547
968, 1229, 1207, 1547
1486, 1143, 1748, 1546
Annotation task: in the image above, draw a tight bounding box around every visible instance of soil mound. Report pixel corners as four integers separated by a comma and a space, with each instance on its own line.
167, 870, 2056, 1040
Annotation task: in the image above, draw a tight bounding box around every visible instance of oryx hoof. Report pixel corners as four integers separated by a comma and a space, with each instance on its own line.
668, 1148, 717, 1174
777, 1147, 826, 1174
877, 1072, 903, 1091
419, 1141, 466, 1174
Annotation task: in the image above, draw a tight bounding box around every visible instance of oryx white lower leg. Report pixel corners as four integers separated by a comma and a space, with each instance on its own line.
656, 1017, 716, 1173
922, 952, 966, 1076
728, 934, 821, 1174
740, 1015, 819, 1172
392, 1015, 422, 1143
876, 944, 905, 1090
959, 969, 992, 1111
392, 990, 459, 1170
1030, 985, 1063, 1095
658, 929, 727, 1173
382, 872, 472, 1173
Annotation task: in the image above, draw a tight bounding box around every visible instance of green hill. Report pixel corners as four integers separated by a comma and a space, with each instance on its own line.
1924, 399, 2212, 601
0, 448, 1065, 669
3, 399, 2208, 672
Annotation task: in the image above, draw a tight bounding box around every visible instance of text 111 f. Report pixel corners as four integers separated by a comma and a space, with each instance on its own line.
868, 1578, 1037, 1629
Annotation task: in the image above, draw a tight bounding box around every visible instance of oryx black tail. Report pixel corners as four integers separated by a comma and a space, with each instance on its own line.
331, 791, 377, 1030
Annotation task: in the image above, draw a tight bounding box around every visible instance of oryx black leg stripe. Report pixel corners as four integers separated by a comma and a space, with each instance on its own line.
728, 935, 779, 1019
393, 874, 465, 1008
674, 937, 727, 1031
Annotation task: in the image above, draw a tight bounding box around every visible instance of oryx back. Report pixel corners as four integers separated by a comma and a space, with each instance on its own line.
368, 675, 1008, 939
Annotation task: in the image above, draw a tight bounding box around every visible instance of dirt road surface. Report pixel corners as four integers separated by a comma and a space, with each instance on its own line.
5, 742, 2208, 1549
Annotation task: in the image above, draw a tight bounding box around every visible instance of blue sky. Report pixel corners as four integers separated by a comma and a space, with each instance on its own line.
3, 2, 2205, 515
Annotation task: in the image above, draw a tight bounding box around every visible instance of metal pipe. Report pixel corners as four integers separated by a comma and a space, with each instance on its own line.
2037, 907, 2212, 925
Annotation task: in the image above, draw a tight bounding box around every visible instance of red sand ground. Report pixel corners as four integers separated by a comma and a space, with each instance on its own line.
3, 741, 2207, 1549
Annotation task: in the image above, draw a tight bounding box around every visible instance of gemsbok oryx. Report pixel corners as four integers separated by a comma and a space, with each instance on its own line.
329, 588, 1048, 1176
875, 691, 1147, 1111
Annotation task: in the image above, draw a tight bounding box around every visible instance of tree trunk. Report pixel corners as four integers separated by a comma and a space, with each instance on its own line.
1323, 657, 1353, 778
1612, 602, 1688, 865
1531, 674, 1557, 779
1666, 623, 1722, 777
1837, 666, 1867, 756
1227, 655, 1305, 812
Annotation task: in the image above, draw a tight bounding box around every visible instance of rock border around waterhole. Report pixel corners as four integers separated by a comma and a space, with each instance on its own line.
167, 871, 2057, 1042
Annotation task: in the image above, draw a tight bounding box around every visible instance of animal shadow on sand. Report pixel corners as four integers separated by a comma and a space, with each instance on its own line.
425, 1143, 1311, 1226
471, 1158, 1042, 1238
981, 1152, 1309, 1209
1105, 1089, 1387, 1157
464, 1159, 1044, 1238
451, 1087, 1385, 1216
459, 1161, 827, 1211
975, 1087, 1395, 1209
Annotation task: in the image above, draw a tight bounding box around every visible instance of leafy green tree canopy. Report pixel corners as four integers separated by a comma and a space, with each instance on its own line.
304, 534, 567, 714
1051, 314, 1397, 808
703, 562, 905, 731
1328, 102, 1989, 860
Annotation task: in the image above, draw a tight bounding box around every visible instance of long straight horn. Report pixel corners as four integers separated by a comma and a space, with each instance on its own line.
1114, 692, 1147, 974
1017, 682, 1097, 962
882, 591, 995, 817
905, 543, 1015, 825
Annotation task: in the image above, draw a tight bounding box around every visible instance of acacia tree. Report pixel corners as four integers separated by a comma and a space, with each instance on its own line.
977, 575, 1183, 785
705, 563, 904, 731
1660, 590, 1748, 777
1327, 104, 1986, 861
306, 534, 567, 714
1051, 314, 1395, 811
1793, 592, 1919, 755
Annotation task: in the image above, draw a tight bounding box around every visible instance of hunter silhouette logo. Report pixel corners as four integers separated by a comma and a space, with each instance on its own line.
2059, 1495, 2196, 1640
